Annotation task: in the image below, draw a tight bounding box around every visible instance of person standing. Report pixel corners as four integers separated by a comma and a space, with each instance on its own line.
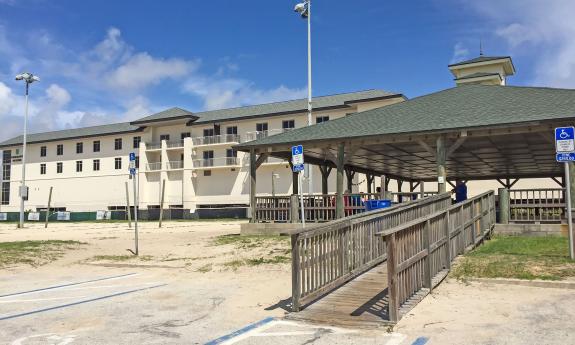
452, 180, 467, 203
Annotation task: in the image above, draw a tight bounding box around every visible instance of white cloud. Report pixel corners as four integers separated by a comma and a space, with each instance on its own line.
450, 42, 470, 64
460, 0, 575, 88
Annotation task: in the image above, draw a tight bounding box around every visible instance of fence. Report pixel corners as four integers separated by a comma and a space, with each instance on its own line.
254, 192, 438, 223
509, 188, 565, 223
289, 193, 452, 311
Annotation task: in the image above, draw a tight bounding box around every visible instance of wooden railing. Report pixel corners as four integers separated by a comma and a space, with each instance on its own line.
289, 193, 452, 311
255, 191, 439, 223
380, 191, 495, 322
509, 188, 565, 223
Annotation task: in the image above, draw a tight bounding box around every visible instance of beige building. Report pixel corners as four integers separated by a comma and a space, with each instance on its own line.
0, 90, 404, 217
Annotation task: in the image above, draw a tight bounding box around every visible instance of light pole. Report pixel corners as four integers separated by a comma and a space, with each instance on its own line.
294, 0, 314, 196
15, 72, 40, 229
271, 172, 280, 197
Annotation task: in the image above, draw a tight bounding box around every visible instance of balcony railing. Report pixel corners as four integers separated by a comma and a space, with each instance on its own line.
193, 157, 240, 168
146, 142, 162, 150
167, 161, 184, 170
147, 162, 162, 171
166, 140, 184, 148
245, 129, 291, 142
192, 134, 240, 146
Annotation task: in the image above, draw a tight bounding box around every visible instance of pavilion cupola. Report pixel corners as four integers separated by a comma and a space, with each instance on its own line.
448, 54, 516, 86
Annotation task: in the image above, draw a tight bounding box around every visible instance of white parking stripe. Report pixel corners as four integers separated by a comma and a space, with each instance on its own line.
386, 333, 408, 345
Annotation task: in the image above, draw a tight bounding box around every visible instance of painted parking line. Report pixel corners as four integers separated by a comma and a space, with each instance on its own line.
0, 272, 138, 298
411, 337, 429, 345
0, 283, 166, 321
205, 317, 276, 345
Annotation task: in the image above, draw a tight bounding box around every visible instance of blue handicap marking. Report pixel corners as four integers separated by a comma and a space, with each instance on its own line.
129, 152, 136, 161
292, 164, 305, 173
555, 127, 575, 153
556, 127, 574, 140
292, 145, 303, 156
556, 153, 575, 162
129, 168, 136, 175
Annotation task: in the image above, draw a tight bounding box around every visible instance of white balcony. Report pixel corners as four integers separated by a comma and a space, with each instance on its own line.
167, 161, 184, 170
244, 129, 291, 142
193, 157, 241, 169
147, 162, 162, 171
166, 140, 184, 149
192, 134, 240, 146
146, 142, 162, 151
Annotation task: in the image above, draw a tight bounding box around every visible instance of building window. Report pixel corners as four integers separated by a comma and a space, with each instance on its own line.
115, 157, 122, 170
282, 120, 295, 129
2, 150, 11, 181
203, 150, 214, 167
256, 123, 268, 132
40, 164, 46, 175
93, 140, 101, 152
226, 149, 237, 157
316, 116, 329, 124
114, 138, 122, 150
160, 134, 170, 141
76, 142, 83, 154
57, 162, 63, 174
203, 170, 212, 176
181, 132, 191, 140
57, 144, 64, 156
226, 126, 238, 135
40, 146, 47, 157
76, 161, 83, 172
1, 182, 9, 205
93, 159, 100, 171
133, 136, 141, 149
135, 156, 140, 169
203, 128, 214, 137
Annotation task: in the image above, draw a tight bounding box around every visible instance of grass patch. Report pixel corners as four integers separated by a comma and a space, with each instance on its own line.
223, 255, 291, 270
91, 254, 154, 262
213, 234, 289, 249
0, 240, 86, 268
196, 263, 212, 273
451, 236, 575, 281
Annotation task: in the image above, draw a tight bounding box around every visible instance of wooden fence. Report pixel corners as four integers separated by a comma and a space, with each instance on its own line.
289, 193, 452, 311
380, 191, 495, 321
509, 188, 565, 223
255, 191, 438, 223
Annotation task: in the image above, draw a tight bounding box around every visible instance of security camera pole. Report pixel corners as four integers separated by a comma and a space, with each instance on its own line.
294, 0, 314, 196
15, 72, 40, 229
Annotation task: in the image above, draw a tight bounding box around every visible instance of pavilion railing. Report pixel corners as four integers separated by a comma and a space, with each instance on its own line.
289, 193, 452, 312
254, 191, 439, 223
509, 188, 565, 223
378, 191, 495, 322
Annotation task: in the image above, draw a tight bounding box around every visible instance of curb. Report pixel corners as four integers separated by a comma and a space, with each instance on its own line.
467, 277, 575, 290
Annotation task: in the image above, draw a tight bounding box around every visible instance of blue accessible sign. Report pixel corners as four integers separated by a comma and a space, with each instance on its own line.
291, 145, 304, 172
129, 152, 136, 161
557, 153, 575, 162
555, 127, 575, 153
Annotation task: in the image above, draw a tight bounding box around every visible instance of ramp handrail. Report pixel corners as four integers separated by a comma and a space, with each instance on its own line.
380, 191, 495, 322
509, 188, 565, 223
290, 193, 452, 311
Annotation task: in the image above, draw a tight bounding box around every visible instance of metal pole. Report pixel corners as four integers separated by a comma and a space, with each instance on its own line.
299, 171, 306, 228
565, 163, 574, 259
133, 171, 139, 256
19, 83, 29, 229
44, 186, 52, 229
125, 181, 132, 228
306, 0, 314, 196
271, 171, 276, 197
159, 179, 166, 228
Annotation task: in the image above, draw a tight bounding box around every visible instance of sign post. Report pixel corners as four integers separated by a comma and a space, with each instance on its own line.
129, 152, 139, 256
292, 145, 306, 228
555, 127, 575, 259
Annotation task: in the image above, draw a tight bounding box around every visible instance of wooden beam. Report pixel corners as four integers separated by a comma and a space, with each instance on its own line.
551, 177, 564, 187
436, 135, 447, 193
446, 134, 467, 158
418, 140, 436, 159
336, 143, 345, 219
255, 152, 269, 169
508, 178, 520, 189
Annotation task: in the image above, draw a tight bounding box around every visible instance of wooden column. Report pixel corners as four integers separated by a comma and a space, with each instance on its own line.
292, 170, 299, 195
386, 233, 398, 322
420, 181, 425, 199
498, 187, 509, 224
380, 175, 386, 199
345, 169, 355, 192
436, 135, 447, 193
336, 143, 345, 219
319, 165, 331, 195
250, 150, 257, 223
367, 174, 374, 194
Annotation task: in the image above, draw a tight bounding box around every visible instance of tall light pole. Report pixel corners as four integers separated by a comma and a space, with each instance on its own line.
294, 0, 314, 196
15, 72, 40, 229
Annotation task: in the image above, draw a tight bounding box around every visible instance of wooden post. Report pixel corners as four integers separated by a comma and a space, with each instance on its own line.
345, 169, 354, 192
380, 175, 386, 199
367, 174, 373, 194
444, 210, 451, 269
397, 180, 403, 202
436, 135, 447, 193
320, 165, 330, 195
44, 187, 52, 229
420, 181, 425, 199
498, 188, 510, 224
250, 150, 257, 223
158, 179, 166, 228
125, 181, 132, 228
386, 233, 399, 322
291, 234, 301, 312
290, 195, 299, 223
336, 143, 345, 219
292, 170, 299, 195
423, 220, 433, 290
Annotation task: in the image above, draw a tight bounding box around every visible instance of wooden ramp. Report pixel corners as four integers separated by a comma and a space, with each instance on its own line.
286, 262, 393, 328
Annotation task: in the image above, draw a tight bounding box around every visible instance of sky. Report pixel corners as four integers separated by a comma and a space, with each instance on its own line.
1, 0, 574, 142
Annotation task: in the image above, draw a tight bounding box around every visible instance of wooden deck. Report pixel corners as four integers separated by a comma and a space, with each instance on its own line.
287, 262, 393, 328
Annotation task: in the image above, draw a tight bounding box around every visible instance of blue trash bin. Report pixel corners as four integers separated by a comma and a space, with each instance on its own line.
365, 199, 392, 211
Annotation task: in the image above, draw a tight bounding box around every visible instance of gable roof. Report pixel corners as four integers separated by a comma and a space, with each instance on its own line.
455, 72, 502, 81
0, 122, 142, 148
448, 56, 511, 67
236, 84, 575, 150
130, 107, 196, 125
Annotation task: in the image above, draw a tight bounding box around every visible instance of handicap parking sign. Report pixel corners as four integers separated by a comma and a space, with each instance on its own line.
291, 145, 304, 172
555, 127, 575, 153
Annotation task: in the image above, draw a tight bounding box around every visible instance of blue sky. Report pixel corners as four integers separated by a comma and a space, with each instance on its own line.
0, 0, 573, 141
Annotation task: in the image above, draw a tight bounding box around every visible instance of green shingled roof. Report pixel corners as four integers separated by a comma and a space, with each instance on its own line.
130, 107, 196, 125
0, 122, 142, 148
455, 72, 502, 81
448, 56, 511, 67
236, 84, 575, 150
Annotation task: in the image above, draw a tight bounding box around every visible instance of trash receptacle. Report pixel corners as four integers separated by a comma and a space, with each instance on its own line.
365, 199, 392, 211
